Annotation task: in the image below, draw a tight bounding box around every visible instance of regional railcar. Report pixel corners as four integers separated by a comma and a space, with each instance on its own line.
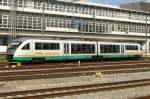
6, 38, 143, 63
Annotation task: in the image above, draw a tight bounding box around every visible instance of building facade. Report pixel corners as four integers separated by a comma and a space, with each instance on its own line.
0, 0, 150, 54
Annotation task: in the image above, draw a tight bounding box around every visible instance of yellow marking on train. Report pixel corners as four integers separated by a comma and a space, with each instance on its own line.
16, 54, 32, 57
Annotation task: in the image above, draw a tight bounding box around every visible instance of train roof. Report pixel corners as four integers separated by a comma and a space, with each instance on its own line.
12, 38, 140, 45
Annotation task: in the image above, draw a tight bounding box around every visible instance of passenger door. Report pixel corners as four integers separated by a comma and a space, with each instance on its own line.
64, 43, 69, 60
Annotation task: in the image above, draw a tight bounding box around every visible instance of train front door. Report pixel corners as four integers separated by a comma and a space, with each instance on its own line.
64, 43, 69, 60
121, 45, 124, 53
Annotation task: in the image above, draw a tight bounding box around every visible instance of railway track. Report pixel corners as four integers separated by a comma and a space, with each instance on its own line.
0, 59, 149, 81
0, 59, 149, 70
0, 79, 150, 99
0, 64, 150, 81
0, 62, 9, 67
1, 62, 150, 75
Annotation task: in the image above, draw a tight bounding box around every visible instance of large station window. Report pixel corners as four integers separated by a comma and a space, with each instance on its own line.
125, 45, 138, 50
2, 15, 8, 27
35, 42, 59, 50
100, 44, 120, 53
3, 0, 8, 6
71, 43, 95, 54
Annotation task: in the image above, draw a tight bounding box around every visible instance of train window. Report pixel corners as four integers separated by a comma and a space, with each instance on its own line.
22, 43, 30, 50
43, 43, 49, 50
35, 42, 60, 50
8, 41, 22, 49
71, 43, 95, 54
35, 43, 42, 50
125, 45, 138, 50
50, 43, 59, 50
100, 44, 120, 53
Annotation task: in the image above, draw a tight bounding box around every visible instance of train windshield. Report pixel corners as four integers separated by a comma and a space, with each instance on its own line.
8, 41, 22, 49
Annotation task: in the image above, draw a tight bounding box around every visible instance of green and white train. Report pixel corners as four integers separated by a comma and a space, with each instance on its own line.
6, 38, 143, 63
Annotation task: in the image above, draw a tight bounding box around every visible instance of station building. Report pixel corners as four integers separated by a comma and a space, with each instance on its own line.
0, 0, 150, 54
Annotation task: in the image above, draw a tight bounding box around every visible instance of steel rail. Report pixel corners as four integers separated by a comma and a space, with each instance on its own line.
0, 60, 150, 71
0, 67, 150, 81
1, 79, 150, 99
0, 62, 150, 75
22, 59, 150, 67
0, 59, 148, 68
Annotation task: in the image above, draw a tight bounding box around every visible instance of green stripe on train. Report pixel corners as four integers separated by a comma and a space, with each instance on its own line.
102, 54, 142, 58
12, 54, 142, 62
12, 55, 93, 62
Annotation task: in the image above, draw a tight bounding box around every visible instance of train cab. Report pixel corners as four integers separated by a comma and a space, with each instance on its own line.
6, 40, 22, 62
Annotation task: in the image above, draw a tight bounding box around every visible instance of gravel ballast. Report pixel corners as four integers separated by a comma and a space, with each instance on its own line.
0, 72, 150, 98
45, 86, 150, 99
